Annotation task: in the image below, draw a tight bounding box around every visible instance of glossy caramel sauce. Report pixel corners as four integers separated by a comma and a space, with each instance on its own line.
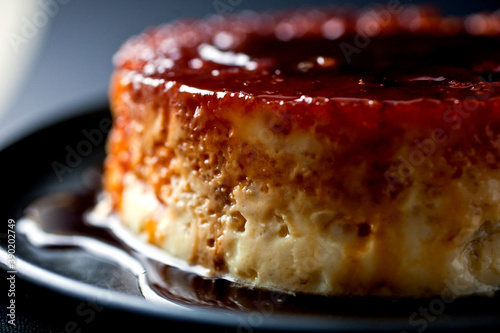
114, 7, 500, 102
111, 6, 500, 170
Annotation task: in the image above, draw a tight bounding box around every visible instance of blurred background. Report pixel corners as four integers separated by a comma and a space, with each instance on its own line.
0, 0, 499, 149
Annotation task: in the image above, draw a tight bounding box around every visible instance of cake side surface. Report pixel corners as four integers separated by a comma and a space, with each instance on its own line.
103, 7, 500, 296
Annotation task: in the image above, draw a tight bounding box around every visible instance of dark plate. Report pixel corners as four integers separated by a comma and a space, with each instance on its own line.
1, 105, 500, 332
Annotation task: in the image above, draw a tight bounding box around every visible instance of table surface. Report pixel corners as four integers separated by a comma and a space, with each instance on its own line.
1, 0, 500, 332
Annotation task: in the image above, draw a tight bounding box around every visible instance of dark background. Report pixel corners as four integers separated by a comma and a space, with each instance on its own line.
0, 0, 499, 332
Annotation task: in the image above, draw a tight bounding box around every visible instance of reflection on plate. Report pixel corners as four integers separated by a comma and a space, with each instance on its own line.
1, 106, 500, 332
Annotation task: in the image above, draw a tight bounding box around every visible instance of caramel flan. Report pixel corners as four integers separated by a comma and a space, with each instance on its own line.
102, 7, 500, 296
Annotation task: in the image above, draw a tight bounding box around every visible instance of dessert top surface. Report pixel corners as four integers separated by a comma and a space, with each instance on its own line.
114, 6, 500, 102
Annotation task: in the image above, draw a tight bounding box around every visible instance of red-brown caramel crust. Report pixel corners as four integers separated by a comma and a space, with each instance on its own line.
114, 7, 500, 102
111, 7, 500, 147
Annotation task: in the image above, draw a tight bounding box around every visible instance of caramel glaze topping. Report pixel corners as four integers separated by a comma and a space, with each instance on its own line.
114, 6, 500, 101
110, 6, 500, 197
112, 6, 500, 149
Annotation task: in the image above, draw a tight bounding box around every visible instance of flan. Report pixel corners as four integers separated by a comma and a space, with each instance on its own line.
102, 7, 500, 296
